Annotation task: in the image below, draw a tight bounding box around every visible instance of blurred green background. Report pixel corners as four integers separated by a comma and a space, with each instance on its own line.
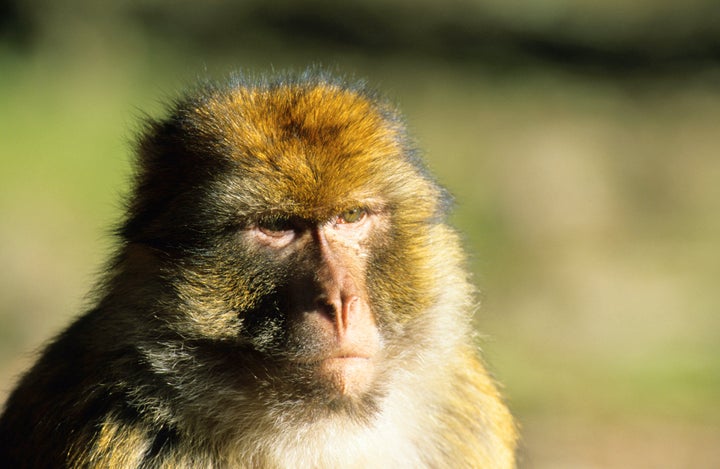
1, 1, 719, 467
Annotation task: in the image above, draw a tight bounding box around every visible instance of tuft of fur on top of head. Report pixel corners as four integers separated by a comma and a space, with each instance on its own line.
121, 70, 450, 249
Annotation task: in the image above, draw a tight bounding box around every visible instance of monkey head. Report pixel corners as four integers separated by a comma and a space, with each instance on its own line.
118, 73, 456, 428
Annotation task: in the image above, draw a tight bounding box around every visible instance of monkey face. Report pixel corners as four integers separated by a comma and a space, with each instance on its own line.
124, 77, 450, 419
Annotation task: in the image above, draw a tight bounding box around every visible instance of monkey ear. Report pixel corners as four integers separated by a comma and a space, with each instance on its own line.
120, 110, 229, 246
120, 119, 182, 243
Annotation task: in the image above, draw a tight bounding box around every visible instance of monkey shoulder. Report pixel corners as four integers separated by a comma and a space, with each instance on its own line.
0, 311, 170, 467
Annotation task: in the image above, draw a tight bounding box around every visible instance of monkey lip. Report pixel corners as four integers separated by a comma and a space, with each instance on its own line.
316, 355, 375, 396
293, 342, 377, 364
295, 352, 373, 366
320, 355, 371, 365
289, 349, 376, 396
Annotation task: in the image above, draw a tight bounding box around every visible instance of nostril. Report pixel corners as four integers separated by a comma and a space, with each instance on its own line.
314, 295, 338, 320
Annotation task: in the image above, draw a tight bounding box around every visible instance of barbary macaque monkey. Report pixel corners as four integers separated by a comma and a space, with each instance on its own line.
0, 71, 517, 468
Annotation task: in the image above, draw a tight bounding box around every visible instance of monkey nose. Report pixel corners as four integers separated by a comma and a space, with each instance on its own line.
315, 294, 359, 336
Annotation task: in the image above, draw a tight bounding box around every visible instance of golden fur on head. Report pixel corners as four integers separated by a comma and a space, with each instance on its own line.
189, 74, 443, 222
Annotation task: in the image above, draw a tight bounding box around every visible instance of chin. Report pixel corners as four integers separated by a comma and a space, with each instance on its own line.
276, 359, 383, 421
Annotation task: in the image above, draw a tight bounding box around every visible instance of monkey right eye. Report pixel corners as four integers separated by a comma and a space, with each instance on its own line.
251, 226, 296, 248
258, 217, 295, 234
253, 218, 299, 246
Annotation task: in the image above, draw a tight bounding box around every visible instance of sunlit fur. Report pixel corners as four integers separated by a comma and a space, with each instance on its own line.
0, 70, 517, 468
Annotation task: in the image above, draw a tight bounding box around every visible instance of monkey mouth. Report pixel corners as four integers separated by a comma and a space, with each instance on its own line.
316, 355, 375, 397
292, 351, 373, 366
290, 341, 376, 363
319, 355, 371, 366
289, 350, 376, 397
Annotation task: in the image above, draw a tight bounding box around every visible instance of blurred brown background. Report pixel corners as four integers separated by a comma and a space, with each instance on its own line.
1, 1, 719, 467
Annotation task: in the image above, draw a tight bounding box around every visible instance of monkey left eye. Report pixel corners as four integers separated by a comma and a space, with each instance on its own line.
337, 207, 367, 224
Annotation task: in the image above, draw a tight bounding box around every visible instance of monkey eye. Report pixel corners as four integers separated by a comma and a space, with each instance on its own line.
257, 216, 296, 237
336, 207, 367, 224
